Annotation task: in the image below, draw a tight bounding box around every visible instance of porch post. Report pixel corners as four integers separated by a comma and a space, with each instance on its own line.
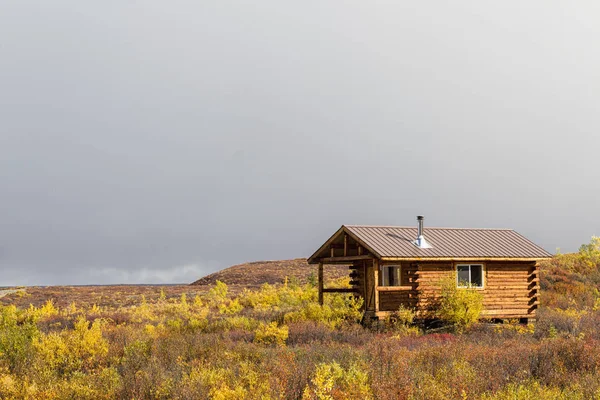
318, 262, 324, 305
373, 259, 380, 313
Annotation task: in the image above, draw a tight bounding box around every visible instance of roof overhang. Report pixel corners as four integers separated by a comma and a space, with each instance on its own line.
307, 225, 381, 264
379, 257, 552, 262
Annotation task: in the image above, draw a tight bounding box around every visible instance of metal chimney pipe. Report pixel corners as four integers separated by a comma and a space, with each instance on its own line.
414, 215, 431, 249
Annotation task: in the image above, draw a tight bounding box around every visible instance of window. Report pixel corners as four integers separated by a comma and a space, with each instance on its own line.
382, 265, 402, 286
456, 264, 484, 288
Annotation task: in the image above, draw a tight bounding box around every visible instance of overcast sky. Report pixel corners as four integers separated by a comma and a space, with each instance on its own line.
1, 2, 599, 285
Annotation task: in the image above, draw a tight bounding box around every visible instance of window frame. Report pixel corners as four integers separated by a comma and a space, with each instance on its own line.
455, 263, 485, 289
381, 264, 403, 287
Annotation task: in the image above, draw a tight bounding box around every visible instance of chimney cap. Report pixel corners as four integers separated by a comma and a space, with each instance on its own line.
417, 215, 424, 220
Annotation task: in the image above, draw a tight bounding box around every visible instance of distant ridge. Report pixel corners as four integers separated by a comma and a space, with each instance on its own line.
190, 258, 348, 287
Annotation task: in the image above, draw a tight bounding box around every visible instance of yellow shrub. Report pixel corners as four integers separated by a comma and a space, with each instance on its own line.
302, 362, 372, 400
0, 306, 39, 374
132, 297, 155, 323
480, 380, 584, 400
494, 322, 535, 335
180, 293, 188, 310
27, 300, 59, 322
181, 361, 273, 400
207, 281, 229, 303
253, 322, 288, 346
0, 368, 19, 398
240, 284, 282, 310
34, 316, 108, 374
67, 302, 77, 315
387, 306, 421, 336
182, 365, 248, 399
437, 275, 483, 331
284, 294, 363, 328
193, 294, 204, 308
223, 316, 256, 331
219, 298, 243, 315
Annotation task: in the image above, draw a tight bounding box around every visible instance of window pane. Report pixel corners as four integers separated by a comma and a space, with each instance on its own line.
470, 265, 483, 287
387, 267, 394, 286
394, 267, 401, 286
457, 265, 470, 287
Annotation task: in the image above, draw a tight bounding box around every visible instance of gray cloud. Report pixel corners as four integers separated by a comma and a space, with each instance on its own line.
1, 1, 599, 285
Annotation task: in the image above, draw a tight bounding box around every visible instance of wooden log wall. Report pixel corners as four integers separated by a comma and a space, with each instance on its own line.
350, 260, 366, 310
378, 261, 419, 311
391, 261, 539, 319
379, 290, 417, 311
481, 262, 538, 319
413, 262, 452, 314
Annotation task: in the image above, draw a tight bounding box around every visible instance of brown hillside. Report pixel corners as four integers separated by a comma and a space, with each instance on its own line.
190, 258, 348, 287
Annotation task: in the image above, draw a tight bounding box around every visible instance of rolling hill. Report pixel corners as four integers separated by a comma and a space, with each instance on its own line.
191, 258, 348, 287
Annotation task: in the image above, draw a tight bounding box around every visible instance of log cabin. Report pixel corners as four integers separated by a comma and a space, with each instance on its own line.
307, 216, 552, 323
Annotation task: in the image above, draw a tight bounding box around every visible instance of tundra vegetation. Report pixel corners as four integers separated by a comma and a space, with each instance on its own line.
1, 238, 600, 399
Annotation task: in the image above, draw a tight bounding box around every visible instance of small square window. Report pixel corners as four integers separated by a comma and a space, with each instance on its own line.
456, 264, 483, 288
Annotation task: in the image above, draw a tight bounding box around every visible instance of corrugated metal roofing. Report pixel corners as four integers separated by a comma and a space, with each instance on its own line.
343, 225, 552, 259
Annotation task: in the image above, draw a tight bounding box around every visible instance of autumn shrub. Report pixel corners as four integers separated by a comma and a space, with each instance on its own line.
287, 321, 334, 345
480, 380, 585, 400
206, 315, 258, 333
26, 299, 59, 322
0, 305, 38, 374
302, 361, 372, 400
578, 309, 600, 339
33, 316, 109, 376
327, 293, 363, 324
437, 275, 483, 331
411, 358, 481, 400
465, 341, 534, 392
577, 236, 600, 273
530, 337, 600, 388
284, 294, 362, 328
534, 307, 586, 339
0, 368, 20, 399
540, 237, 600, 309
284, 303, 332, 325
240, 283, 283, 310
121, 339, 152, 375
384, 305, 421, 336
492, 321, 535, 338
241, 282, 318, 315
178, 360, 274, 400
219, 298, 244, 315
366, 342, 413, 400
205, 280, 229, 307
103, 311, 132, 326
254, 322, 289, 346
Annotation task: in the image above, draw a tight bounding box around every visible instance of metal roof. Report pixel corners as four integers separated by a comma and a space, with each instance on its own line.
344, 225, 552, 259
